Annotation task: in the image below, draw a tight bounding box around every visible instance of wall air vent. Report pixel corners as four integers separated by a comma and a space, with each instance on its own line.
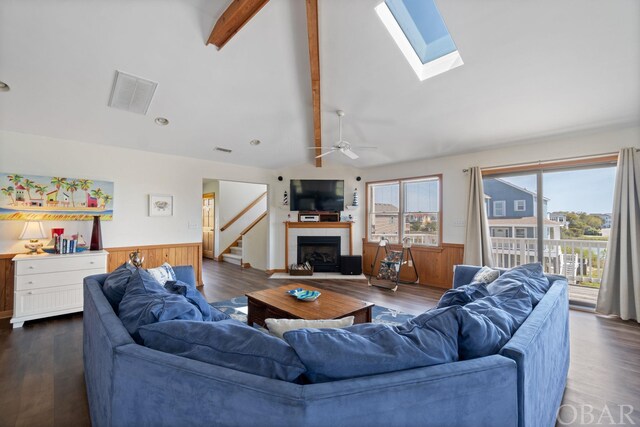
215, 147, 232, 153
108, 70, 158, 115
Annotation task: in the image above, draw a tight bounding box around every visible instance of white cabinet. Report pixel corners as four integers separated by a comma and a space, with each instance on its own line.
11, 250, 108, 328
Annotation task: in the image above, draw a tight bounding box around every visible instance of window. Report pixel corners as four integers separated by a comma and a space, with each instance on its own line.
515, 228, 526, 238
368, 175, 441, 246
375, 0, 463, 81
514, 200, 526, 211
493, 201, 506, 217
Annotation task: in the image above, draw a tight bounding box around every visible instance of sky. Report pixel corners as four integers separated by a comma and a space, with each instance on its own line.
499, 166, 616, 214
372, 166, 616, 214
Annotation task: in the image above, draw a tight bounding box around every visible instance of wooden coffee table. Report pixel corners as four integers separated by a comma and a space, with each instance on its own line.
246, 284, 374, 327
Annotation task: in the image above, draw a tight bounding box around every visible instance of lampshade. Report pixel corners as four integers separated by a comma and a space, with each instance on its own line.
19, 221, 46, 240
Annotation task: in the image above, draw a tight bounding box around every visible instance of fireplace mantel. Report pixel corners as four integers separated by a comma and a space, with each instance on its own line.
284, 222, 353, 271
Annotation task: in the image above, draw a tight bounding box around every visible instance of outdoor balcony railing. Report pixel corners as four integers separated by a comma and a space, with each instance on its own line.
491, 237, 608, 286
370, 232, 439, 246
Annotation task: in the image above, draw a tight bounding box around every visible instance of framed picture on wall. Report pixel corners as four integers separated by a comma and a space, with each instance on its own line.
149, 194, 173, 217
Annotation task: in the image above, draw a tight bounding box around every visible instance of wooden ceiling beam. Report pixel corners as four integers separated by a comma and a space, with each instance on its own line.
306, 0, 322, 167
207, 0, 270, 49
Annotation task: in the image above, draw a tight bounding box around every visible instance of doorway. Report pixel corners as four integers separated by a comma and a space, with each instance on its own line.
202, 193, 215, 259
483, 161, 617, 307
202, 178, 269, 270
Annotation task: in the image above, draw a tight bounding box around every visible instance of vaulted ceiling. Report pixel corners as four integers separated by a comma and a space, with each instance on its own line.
0, 0, 638, 169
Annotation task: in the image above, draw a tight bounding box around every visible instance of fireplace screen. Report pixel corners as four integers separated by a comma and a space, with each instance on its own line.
297, 236, 341, 272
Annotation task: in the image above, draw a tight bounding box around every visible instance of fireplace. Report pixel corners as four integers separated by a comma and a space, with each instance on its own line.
297, 236, 341, 272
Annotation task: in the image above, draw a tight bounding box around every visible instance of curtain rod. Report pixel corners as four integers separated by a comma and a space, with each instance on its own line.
462, 149, 638, 173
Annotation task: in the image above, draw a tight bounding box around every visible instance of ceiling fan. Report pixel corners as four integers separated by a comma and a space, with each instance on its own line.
309, 110, 377, 160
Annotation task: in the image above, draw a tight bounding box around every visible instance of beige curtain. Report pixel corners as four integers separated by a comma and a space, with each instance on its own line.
596, 148, 640, 322
463, 167, 494, 267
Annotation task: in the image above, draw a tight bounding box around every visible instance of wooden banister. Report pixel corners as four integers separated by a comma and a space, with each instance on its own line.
220, 191, 267, 232
218, 211, 267, 261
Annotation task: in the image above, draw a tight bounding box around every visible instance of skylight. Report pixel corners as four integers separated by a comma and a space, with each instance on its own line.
376, 0, 463, 81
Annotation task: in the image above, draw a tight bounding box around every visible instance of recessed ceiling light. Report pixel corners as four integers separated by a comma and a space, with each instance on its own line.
0, 81, 10, 92
155, 117, 169, 126
215, 147, 232, 153
249, 139, 261, 146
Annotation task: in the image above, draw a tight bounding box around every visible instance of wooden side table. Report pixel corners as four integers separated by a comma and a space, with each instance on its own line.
11, 250, 108, 328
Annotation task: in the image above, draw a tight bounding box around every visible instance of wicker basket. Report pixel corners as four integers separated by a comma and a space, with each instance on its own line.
289, 268, 313, 276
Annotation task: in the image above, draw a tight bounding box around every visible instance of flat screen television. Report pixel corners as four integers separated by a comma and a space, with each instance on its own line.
290, 179, 344, 212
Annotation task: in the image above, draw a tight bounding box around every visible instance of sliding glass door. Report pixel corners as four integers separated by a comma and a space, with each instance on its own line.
483, 163, 616, 307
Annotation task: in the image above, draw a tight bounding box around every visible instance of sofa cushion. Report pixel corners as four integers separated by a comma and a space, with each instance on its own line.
102, 262, 137, 311
147, 262, 177, 285
164, 280, 228, 322
466, 279, 532, 336
118, 269, 202, 341
437, 282, 489, 308
489, 263, 550, 306
283, 306, 459, 383
457, 307, 511, 359
265, 316, 354, 339
139, 320, 307, 383
457, 278, 533, 359
472, 266, 500, 284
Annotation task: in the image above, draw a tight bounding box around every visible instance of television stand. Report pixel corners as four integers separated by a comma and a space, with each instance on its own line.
298, 211, 340, 222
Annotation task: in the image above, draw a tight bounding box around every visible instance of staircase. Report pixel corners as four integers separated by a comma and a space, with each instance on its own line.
222, 239, 243, 266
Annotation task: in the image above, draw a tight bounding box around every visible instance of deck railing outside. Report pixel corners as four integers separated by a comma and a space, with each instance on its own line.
491, 237, 608, 286
370, 232, 439, 246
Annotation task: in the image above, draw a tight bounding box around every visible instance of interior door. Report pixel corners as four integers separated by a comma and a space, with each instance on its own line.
202, 193, 215, 259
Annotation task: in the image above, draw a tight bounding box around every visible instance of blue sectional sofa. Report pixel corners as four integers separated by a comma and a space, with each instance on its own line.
83, 264, 569, 427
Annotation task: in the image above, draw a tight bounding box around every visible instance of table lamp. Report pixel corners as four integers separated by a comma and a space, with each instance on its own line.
20, 221, 47, 254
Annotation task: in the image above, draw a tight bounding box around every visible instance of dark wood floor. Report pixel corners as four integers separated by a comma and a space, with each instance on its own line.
0, 260, 638, 426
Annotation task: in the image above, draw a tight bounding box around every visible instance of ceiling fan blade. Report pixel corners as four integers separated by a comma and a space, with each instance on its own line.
341, 149, 359, 160
315, 150, 336, 159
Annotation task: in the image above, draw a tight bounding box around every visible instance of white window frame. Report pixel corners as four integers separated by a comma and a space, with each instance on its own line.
493, 201, 506, 217
374, 2, 463, 81
514, 200, 526, 212
367, 175, 442, 247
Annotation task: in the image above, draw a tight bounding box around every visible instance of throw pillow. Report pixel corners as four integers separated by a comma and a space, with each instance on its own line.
102, 262, 137, 311
489, 263, 550, 306
139, 320, 307, 383
283, 306, 459, 383
147, 262, 177, 285
437, 282, 489, 308
118, 269, 202, 341
472, 266, 500, 284
164, 280, 229, 322
265, 316, 355, 339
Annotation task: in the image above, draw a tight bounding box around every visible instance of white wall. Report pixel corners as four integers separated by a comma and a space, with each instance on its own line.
361, 125, 640, 245
0, 130, 271, 254
267, 164, 365, 270
243, 216, 268, 270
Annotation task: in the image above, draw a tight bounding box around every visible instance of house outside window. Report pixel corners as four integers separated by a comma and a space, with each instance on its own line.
368, 175, 441, 246
514, 200, 526, 212
493, 201, 506, 217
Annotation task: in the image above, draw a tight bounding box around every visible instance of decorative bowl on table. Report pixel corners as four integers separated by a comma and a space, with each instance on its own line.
287, 288, 321, 302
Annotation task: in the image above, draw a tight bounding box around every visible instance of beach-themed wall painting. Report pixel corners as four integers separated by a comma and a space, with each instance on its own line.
0, 173, 114, 221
